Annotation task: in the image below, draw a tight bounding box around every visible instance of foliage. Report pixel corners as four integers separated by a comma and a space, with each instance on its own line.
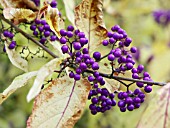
0, 0, 170, 128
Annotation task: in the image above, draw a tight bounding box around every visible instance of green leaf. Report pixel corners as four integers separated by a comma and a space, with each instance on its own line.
27, 58, 62, 102
136, 83, 170, 128
0, 71, 37, 104
27, 76, 91, 128
5, 42, 28, 72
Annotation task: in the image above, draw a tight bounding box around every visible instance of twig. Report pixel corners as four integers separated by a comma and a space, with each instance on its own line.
0, 14, 58, 58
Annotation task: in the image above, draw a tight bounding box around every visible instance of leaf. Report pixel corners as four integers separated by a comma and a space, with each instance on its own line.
27, 76, 91, 128
0, 71, 37, 104
45, 5, 65, 38
74, 0, 108, 53
27, 58, 62, 102
3, 8, 36, 22
63, 0, 75, 26
0, 0, 38, 11
5, 43, 28, 72
136, 83, 170, 128
104, 78, 120, 93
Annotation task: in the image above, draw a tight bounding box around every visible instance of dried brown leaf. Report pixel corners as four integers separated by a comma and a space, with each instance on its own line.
0, 0, 38, 11
27, 76, 91, 128
74, 0, 107, 53
3, 8, 36, 22
136, 83, 170, 128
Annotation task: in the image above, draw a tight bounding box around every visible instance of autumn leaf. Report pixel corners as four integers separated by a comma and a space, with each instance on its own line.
5, 43, 28, 72
27, 58, 62, 102
63, 0, 75, 26
136, 83, 170, 128
0, 0, 38, 11
3, 8, 36, 22
74, 0, 108, 53
45, 5, 65, 38
27, 76, 91, 128
0, 71, 37, 104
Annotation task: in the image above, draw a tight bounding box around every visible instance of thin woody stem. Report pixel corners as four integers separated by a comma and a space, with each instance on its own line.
0, 14, 58, 58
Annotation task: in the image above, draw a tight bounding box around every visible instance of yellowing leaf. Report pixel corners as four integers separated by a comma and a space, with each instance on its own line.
136, 83, 170, 128
3, 8, 36, 22
0, 71, 37, 104
5, 43, 28, 72
27, 58, 62, 102
45, 5, 64, 38
27, 76, 91, 128
74, 0, 107, 53
104, 78, 120, 92
63, 0, 75, 26
0, 0, 38, 11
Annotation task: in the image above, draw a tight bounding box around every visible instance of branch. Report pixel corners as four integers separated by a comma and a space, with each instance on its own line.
85, 69, 167, 86
0, 14, 58, 58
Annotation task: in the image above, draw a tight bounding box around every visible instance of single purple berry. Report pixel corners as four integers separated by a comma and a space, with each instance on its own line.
8, 41, 16, 49
137, 64, 144, 72
60, 37, 67, 44
127, 104, 134, 111
35, 19, 41, 24
50, 35, 57, 41
50, 0, 57, 8
130, 47, 137, 53
118, 100, 126, 107
78, 32, 85, 38
126, 63, 133, 70
134, 88, 141, 95
44, 31, 50, 37
61, 45, 69, 53
3, 30, 10, 37
112, 32, 120, 40
102, 40, 109, 46
60, 29, 67, 36
44, 24, 50, 30
82, 48, 89, 54
108, 54, 115, 61
109, 38, 116, 44
74, 74, 81, 81
125, 97, 133, 105
67, 31, 73, 38
41, 20, 46, 25
144, 85, 152, 93
73, 42, 81, 50
120, 107, 126, 112
67, 25, 74, 31
107, 31, 113, 38
111, 25, 120, 31
91, 97, 98, 104
132, 68, 138, 73
92, 62, 99, 70
136, 82, 144, 88
69, 72, 74, 78
79, 62, 87, 70
40, 37, 46, 44
93, 52, 101, 60
33, 31, 38, 36
132, 73, 139, 79
88, 76, 95, 82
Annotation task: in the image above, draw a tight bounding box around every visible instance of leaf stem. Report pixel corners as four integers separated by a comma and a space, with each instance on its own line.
0, 14, 59, 58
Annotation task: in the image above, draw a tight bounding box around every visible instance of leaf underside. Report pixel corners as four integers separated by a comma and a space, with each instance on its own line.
27, 76, 91, 128
136, 83, 170, 128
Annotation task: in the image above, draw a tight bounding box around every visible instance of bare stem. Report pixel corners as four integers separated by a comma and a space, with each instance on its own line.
0, 14, 58, 58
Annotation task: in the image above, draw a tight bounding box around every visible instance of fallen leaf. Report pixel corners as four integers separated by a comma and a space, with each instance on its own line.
27, 58, 62, 102
0, 0, 38, 11
63, 0, 75, 26
0, 71, 37, 104
74, 0, 108, 53
136, 83, 170, 128
5, 43, 28, 72
3, 8, 36, 22
27, 76, 91, 128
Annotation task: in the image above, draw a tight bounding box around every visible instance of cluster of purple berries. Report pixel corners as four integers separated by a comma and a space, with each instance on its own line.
153, 9, 170, 26
2, 30, 16, 51
58, 24, 154, 115
117, 89, 145, 112
30, 19, 58, 44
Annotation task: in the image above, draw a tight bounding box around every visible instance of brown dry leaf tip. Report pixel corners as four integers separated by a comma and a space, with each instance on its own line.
27, 76, 91, 128
74, 0, 108, 53
0, 0, 38, 11
3, 8, 36, 23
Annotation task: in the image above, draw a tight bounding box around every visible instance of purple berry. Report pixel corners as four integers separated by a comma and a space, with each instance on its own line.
69, 72, 74, 78
61, 45, 68, 53
102, 40, 109, 46
44, 24, 50, 30
118, 100, 126, 107
127, 104, 134, 111
108, 54, 115, 61
137, 64, 144, 72
120, 107, 126, 112
60, 29, 67, 36
130, 47, 137, 53
44, 31, 50, 37
30, 25, 36, 31
92, 62, 99, 70
132, 73, 139, 79
73, 42, 81, 50
41, 20, 46, 25
82, 48, 89, 54
8, 41, 16, 49
88, 76, 95, 82
112, 33, 120, 40
3, 30, 10, 37
50, 35, 57, 41
33, 31, 38, 36
67, 31, 73, 38
79, 62, 87, 70
67, 25, 74, 31
93, 52, 101, 60
111, 25, 120, 31
144, 86, 152, 93
107, 32, 113, 37
136, 82, 144, 88
126, 63, 133, 70
60, 37, 67, 44
74, 74, 81, 81
50, 0, 57, 8
109, 38, 116, 44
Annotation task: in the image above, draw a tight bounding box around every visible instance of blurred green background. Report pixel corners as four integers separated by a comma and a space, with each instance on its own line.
0, 0, 170, 128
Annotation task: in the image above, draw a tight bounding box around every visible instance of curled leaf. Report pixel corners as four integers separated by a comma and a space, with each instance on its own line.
0, 71, 37, 104
136, 83, 170, 128
63, 0, 75, 26
45, 6, 65, 38
3, 8, 36, 22
27, 58, 62, 102
27, 76, 91, 128
0, 0, 38, 11
74, 0, 108, 53
5, 43, 28, 72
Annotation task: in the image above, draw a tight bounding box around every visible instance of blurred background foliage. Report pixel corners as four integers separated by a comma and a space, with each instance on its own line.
0, 0, 170, 128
